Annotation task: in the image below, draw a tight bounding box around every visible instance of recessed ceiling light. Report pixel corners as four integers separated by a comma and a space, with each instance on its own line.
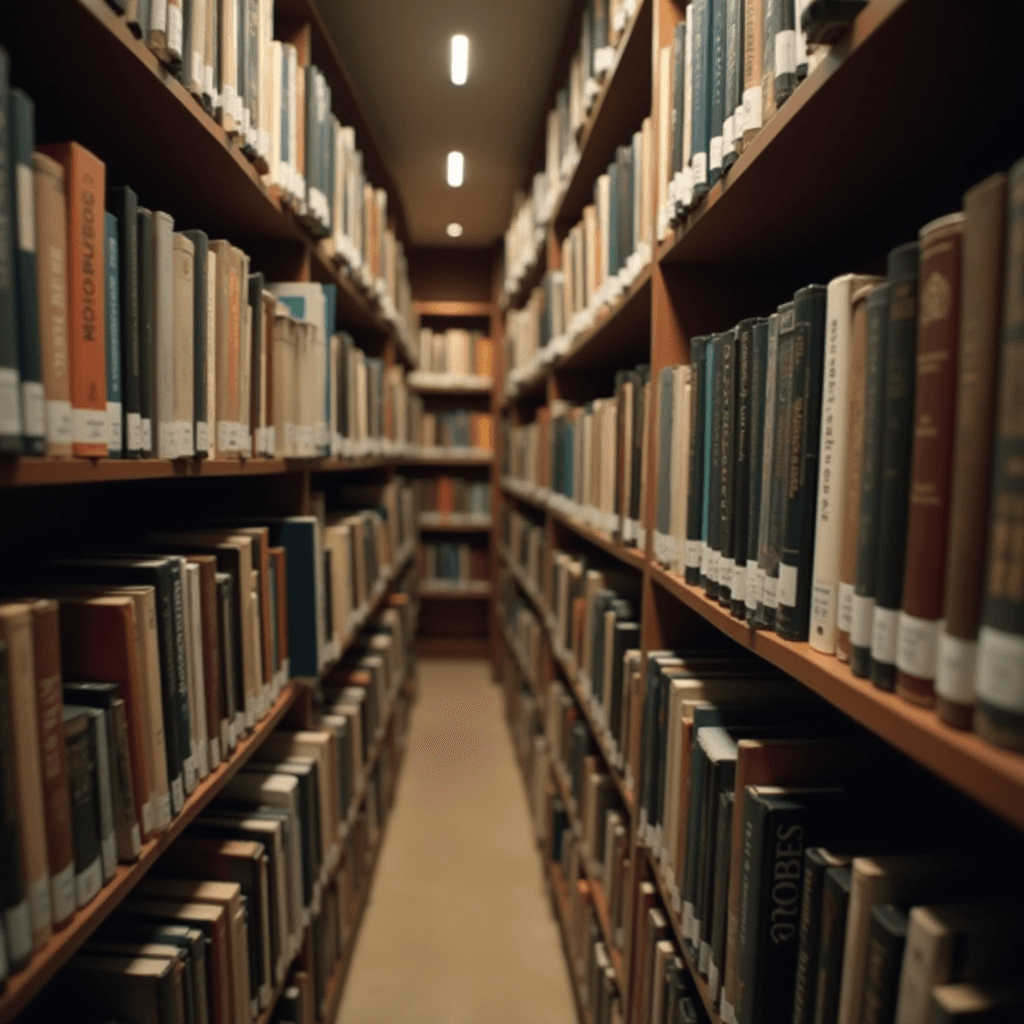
447, 151, 464, 188
450, 34, 469, 85
446, 223, 464, 238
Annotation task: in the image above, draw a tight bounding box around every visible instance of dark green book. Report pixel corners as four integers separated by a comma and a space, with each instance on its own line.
10, 88, 43, 455
814, 865, 853, 1024
870, 242, 920, 690
704, 335, 725, 599
708, 787, 734, 999
734, 785, 849, 1024
851, 282, 890, 677
136, 207, 155, 456
182, 230, 209, 458
107, 187, 141, 457
718, 328, 737, 608
709, 0, 727, 187
754, 314, 781, 626
104, 211, 123, 458
774, 0, 798, 105
723, 0, 742, 171
687, 336, 709, 585
861, 903, 908, 1024
657, 365, 676, 543
778, 284, 828, 640
792, 847, 852, 1024
0, 49, 23, 455
745, 318, 770, 621
731, 319, 755, 618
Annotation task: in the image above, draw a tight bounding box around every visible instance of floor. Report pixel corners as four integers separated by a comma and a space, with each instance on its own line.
338, 659, 576, 1024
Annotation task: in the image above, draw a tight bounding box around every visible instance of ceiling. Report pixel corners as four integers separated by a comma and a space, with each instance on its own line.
314, 0, 575, 249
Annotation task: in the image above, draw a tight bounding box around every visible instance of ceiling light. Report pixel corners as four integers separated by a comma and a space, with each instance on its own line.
447, 151, 464, 188
446, 223, 464, 238
450, 34, 469, 85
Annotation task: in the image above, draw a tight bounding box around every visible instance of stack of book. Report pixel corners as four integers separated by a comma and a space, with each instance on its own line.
652, 159, 1024, 751
414, 330, 493, 380
415, 476, 491, 521
502, 184, 548, 303
504, 271, 565, 391
0, 73, 417, 463
419, 542, 489, 592
548, 364, 651, 544
635, 644, 1024, 1024
106, 8, 415, 345
559, 120, 654, 342
654, 0, 832, 239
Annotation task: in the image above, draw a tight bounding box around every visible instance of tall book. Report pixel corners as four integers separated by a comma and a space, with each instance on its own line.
10, 89, 44, 455
33, 152, 72, 457
870, 242, 921, 690
107, 186, 142, 457
183, 229, 210, 457
38, 141, 108, 457
935, 174, 1007, 728
172, 231, 195, 458
974, 156, 1024, 750
152, 211, 175, 458
0, 50, 23, 455
104, 212, 122, 458
743, 318, 769, 621
137, 208, 155, 456
895, 214, 965, 706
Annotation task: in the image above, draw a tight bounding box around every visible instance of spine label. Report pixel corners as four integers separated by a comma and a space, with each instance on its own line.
976, 625, 1024, 713
872, 606, 899, 665
935, 629, 978, 705
896, 612, 940, 679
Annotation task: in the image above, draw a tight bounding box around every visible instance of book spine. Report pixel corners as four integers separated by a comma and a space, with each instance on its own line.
837, 285, 877, 661
814, 868, 852, 1024
109, 699, 141, 861
936, 174, 1007, 728
153, 211, 176, 458
87, 708, 117, 882
744, 318, 768, 619
773, 0, 797, 106
30, 604, 76, 927
870, 242, 921, 690
686, 337, 707, 584
185, 230, 210, 457
731, 320, 754, 616
10, 90, 44, 455
851, 283, 891, 676
104, 212, 122, 458
0, 53, 24, 455
704, 336, 724, 598
168, 563, 196, 795
709, 0, 726, 186
742, 0, 763, 145
722, 0, 740, 171
791, 850, 833, 1024
718, 329, 737, 607
109, 187, 141, 456
172, 233, 195, 458
62, 714, 102, 911
753, 313, 779, 624
0, 642, 30, 968
137, 208, 154, 456
861, 908, 906, 1024
690, 0, 710, 194
760, 0, 777, 128
779, 284, 827, 641
896, 215, 965, 705
975, 157, 1024, 750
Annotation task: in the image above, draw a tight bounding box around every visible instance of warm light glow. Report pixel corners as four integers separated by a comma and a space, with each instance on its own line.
447, 151, 464, 188
446, 222, 464, 238
450, 34, 469, 85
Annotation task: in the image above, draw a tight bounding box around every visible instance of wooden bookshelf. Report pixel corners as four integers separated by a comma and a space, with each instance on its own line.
399, 449, 495, 466
547, 860, 593, 1024
417, 582, 493, 600
406, 373, 494, 395
414, 301, 494, 319
418, 513, 493, 531
548, 505, 647, 572
0, 681, 302, 1024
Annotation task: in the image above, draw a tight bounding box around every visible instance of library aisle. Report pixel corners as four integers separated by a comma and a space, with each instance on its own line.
338, 660, 575, 1024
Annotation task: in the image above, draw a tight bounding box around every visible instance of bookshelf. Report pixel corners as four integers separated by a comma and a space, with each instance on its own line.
496, 1, 1024, 1023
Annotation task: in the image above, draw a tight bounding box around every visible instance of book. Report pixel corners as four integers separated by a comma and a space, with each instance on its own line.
66, 953, 182, 1024
0, 48, 23, 455
861, 903, 908, 1024
104, 211, 122, 458
870, 241, 921, 690
37, 141, 108, 457
63, 703, 116, 885
935, 174, 1007, 729
895, 214, 966, 706
62, 707, 103, 911
107, 186, 142, 457
183, 229, 210, 458
137, 207, 155, 455
928, 984, 1024, 1023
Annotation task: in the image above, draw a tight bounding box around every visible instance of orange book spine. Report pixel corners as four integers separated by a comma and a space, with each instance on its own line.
39, 143, 107, 456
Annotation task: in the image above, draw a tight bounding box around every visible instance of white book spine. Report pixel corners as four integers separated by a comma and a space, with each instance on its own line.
153, 212, 176, 459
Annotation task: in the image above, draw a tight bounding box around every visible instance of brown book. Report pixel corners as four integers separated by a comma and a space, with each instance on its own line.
66, 953, 181, 1024
183, 555, 224, 767
895, 213, 966, 706
226, 527, 274, 704
836, 283, 878, 662
25, 599, 76, 928
211, 240, 236, 457
0, 603, 52, 950
119, 897, 232, 1024
935, 174, 1008, 728
270, 546, 290, 684
32, 152, 72, 458
56, 594, 157, 841
36, 142, 108, 457
172, 232, 195, 458
474, 337, 493, 377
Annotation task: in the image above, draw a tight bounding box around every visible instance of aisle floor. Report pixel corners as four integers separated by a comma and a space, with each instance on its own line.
338, 658, 576, 1024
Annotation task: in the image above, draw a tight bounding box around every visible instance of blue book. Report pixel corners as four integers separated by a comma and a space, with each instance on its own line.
690, 0, 712, 194
10, 88, 42, 455
271, 517, 325, 677
709, 0, 727, 186
104, 212, 123, 458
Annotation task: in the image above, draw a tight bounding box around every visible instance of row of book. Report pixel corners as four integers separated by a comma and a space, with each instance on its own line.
653, 161, 1024, 750
109, 4, 415, 344
504, 272, 563, 385
415, 330, 494, 379
502, 185, 547, 304
419, 542, 489, 588
499, 578, 544, 691
414, 409, 494, 453
548, 365, 652, 545
0, 79, 419, 461
414, 475, 491, 518
504, 674, 548, 847
500, 506, 546, 599
654, 0, 833, 238
636, 647, 1024, 1024
46, 609, 414, 1024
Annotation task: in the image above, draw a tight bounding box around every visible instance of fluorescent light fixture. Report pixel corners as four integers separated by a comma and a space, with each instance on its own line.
446, 222, 464, 238
447, 150, 464, 188
450, 34, 469, 85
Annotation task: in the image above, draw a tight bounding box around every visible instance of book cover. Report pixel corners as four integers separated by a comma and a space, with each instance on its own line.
744, 318, 769, 621
62, 707, 102, 911
107, 186, 141, 457
104, 212, 122, 458
183, 229, 210, 458
137, 208, 155, 455
731, 319, 755, 618
752, 313, 780, 626
171, 232, 195, 458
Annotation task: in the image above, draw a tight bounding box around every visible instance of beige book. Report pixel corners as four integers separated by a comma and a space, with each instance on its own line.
641, 116, 654, 248
237, 252, 252, 455
205, 248, 218, 458
172, 233, 195, 458
218, 0, 239, 134
262, 731, 339, 856
210, 240, 236, 456
259, 292, 273, 455
584, 204, 599, 302
322, 523, 352, 644
203, 0, 217, 107
153, 211, 176, 459
182, 0, 205, 97
271, 305, 293, 456
0, 603, 51, 951
32, 152, 72, 456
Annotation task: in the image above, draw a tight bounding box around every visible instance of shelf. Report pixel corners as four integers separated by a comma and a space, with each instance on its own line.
399, 449, 495, 466
547, 761, 624, 981
501, 478, 550, 514
414, 301, 494, 319
501, 362, 550, 407
417, 513, 493, 531
501, 247, 548, 313
656, 0, 1014, 268
0, 681, 302, 1024
548, 505, 646, 572
557, 265, 652, 372
547, 860, 593, 1024
417, 582, 493, 600
553, 0, 653, 229
499, 549, 548, 622
406, 373, 494, 395
648, 562, 1024, 831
